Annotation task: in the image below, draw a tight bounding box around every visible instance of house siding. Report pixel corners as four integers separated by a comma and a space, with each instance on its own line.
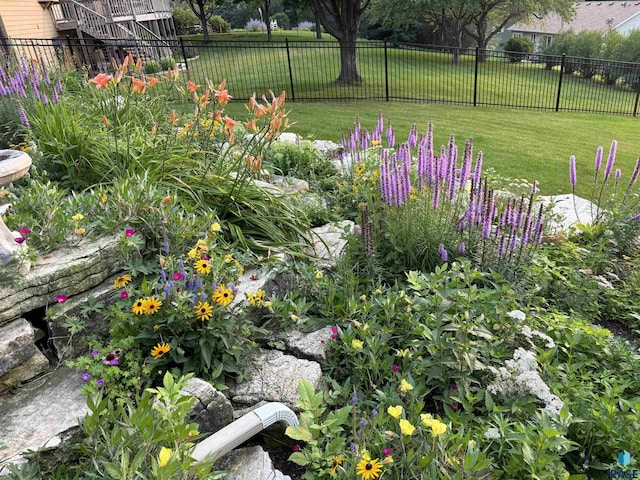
616, 12, 640, 35
0, 1, 58, 39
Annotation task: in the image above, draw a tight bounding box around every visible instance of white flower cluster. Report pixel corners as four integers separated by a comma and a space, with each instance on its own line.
507, 309, 526, 322
484, 427, 501, 440
488, 348, 564, 416
521, 325, 555, 349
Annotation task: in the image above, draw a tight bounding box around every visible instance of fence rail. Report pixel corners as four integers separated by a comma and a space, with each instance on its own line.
5, 36, 640, 116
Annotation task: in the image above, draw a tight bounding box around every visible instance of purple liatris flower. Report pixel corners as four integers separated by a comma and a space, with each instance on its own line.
351, 393, 359, 405
569, 155, 577, 187
634, 213, 640, 221
458, 242, 466, 255
18, 104, 29, 127
360, 419, 367, 427
629, 157, 640, 187
594, 146, 603, 175
438, 244, 448, 263
604, 140, 617, 182
615, 168, 622, 180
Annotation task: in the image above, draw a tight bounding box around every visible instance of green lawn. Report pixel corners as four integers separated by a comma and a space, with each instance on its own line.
178, 33, 639, 115
222, 100, 640, 198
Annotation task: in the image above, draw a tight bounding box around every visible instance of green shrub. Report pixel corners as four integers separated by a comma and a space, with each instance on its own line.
271, 12, 290, 30
504, 36, 534, 62
208, 15, 230, 33
160, 56, 176, 71
172, 6, 200, 35
262, 139, 338, 181
143, 59, 160, 74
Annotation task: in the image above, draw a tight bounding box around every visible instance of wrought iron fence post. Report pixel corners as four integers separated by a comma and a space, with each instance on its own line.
384, 40, 389, 102
179, 37, 190, 80
555, 53, 565, 112
634, 82, 640, 116
285, 38, 295, 102
473, 47, 479, 107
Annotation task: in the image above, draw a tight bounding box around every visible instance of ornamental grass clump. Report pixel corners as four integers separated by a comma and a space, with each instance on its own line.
340, 116, 546, 279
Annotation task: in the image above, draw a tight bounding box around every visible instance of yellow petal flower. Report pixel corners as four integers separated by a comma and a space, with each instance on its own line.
387, 405, 403, 419
421, 413, 434, 428
210, 222, 221, 232
351, 339, 364, 350
399, 379, 414, 394
430, 420, 448, 436
71, 213, 84, 222
399, 418, 416, 436
158, 447, 172, 467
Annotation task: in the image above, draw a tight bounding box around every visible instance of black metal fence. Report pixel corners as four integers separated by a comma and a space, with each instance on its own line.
5, 36, 640, 116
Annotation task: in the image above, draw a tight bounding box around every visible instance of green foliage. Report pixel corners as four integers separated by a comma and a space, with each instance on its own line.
172, 6, 200, 35
262, 139, 338, 181
160, 57, 177, 71
208, 15, 231, 33
504, 37, 534, 62
143, 60, 160, 75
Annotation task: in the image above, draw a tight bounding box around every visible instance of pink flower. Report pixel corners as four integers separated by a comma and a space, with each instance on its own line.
18, 227, 31, 235
451, 383, 458, 390
249, 275, 259, 281
120, 291, 129, 299
383, 448, 392, 456
55, 295, 67, 303
450, 402, 459, 410
125, 229, 135, 237
320, 339, 325, 344
172, 272, 183, 281
293, 444, 301, 452
14, 237, 25, 244
392, 365, 400, 372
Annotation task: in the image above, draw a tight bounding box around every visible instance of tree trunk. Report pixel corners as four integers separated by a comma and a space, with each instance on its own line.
263, 1, 272, 41
201, 16, 210, 42
312, 5, 322, 39
338, 38, 361, 82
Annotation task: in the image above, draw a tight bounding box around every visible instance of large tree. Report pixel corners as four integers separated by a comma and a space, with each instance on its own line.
240, 0, 274, 41
184, 0, 217, 41
311, 0, 372, 82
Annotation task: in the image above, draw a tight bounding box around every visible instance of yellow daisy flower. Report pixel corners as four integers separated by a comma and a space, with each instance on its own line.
212, 285, 234, 306
356, 455, 382, 480
150, 342, 170, 359
248, 289, 266, 307
329, 454, 344, 476
143, 296, 162, 315
194, 301, 213, 321
188, 248, 198, 259
194, 259, 211, 275
132, 298, 145, 315
113, 274, 132, 289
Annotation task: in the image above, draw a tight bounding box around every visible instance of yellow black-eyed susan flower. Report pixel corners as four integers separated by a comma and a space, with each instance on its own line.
143, 296, 162, 315
132, 298, 145, 315
356, 455, 382, 480
113, 274, 132, 289
194, 301, 213, 321
194, 259, 211, 275
150, 342, 170, 359
212, 285, 234, 307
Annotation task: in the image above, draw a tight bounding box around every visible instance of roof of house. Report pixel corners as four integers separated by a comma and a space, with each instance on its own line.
509, 1, 640, 34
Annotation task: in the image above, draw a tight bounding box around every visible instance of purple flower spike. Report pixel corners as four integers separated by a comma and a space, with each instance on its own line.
629, 157, 640, 187
604, 140, 617, 182
569, 156, 577, 187
594, 146, 603, 174
438, 244, 448, 263
615, 168, 622, 180
458, 242, 466, 255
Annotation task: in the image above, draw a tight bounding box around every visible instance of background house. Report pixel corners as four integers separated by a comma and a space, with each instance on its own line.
508, 1, 640, 50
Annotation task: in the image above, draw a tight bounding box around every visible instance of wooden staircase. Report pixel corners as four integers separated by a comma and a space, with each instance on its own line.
49, 0, 173, 63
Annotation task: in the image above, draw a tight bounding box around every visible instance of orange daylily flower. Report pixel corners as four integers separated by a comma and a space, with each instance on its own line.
224, 116, 237, 134
132, 78, 147, 94
254, 104, 268, 118
198, 89, 211, 108
246, 154, 262, 171
102, 115, 109, 126
147, 76, 159, 87
244, 118, 258, 132
213, 110, 222, 123
167, 66, 179, 81
135, 58, 143, 73
214, 80, 232, 105
187, 81, 200, 93
249, 93, 256, 112
169, 109, 176, 125
89, 73, 112, 89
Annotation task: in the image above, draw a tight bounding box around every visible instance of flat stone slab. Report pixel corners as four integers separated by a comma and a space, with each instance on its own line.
0, 350, 49, 388
0, 318, 35, 377
306, 221, 355, 267
0, 366, 89, 463
285, 327, 332, 364
0, 235, 125, 326
232, 349, 322, 410
539, 194, 601, 233
217, 446, 291, 480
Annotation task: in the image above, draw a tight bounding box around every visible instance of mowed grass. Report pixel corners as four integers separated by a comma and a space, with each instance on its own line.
222, 100, 640, 198
180, 32, 639, 115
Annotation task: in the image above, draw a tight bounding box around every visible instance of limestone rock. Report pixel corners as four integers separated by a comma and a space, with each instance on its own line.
0, 350, 49, 388
0, 318, 35, 377
285, 327, 332, 364
0, 235, 125, 327
232, 349, 322, 410
47, 274, 121, 359
217, 446, 291, 480
231, 266, 272, 308
538, 194, 601, 233
306, 221, 356, 267
269, 174, 309, 194
0, 366, 89, 464
181, 378, 233, 434
312, 139, 343, 158
276, 132, 300, 144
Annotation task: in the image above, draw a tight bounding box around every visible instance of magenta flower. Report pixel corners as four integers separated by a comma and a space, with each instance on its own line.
18, 227, 31, 235
125, 229, 135, 237
293, 444, 301, 452
14, 237, 25, 244
392, 364, 400, 372
55, 295, 67, 303
383, 448, 392, 456
97, 379, 105, 386
91, 349, 100, 356
120, 291, 129, 299
172, 272, 183, 281
103, 351, 119, 366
